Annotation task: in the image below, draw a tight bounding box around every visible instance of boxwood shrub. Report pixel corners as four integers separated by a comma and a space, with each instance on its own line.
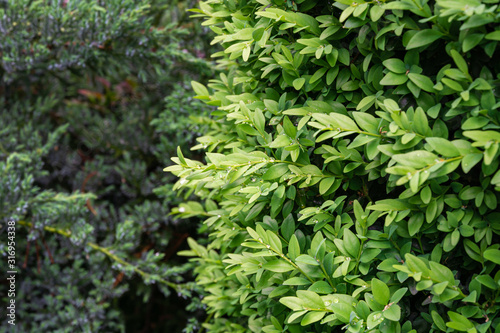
168, 0, 500, 332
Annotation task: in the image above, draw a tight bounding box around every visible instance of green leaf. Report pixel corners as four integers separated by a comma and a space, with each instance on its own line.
459, 186, 482, 200
426, 137, 461, 157
429, 261, 455, 285
483, 249, 500, 265
370, 5, 384, 21
383, 304, 401, 321
319, 177, 336, 195
378, 258, 399, 272
408, 73, 435, 92
383, 59, 407, 74
461, 154, 483, 173
176, 146, 187, 165
343, 228, 360, 257
368, 199, 412, 211
450, 49, 469, 76
263, 163, 289, 180
392, 150, 438, 169
320, 25, 341, 40
413, 107, 430, 135
269, 134, 292, 148
421, 186, 432, 204
191, 80, 209, 97
263, 260, 295, 273
492, 169, 500, 186
431, 311, 447, 331
442, 78, 463, 91
293, 77, 306, 90
301, 311, 326, 326
367, 311, 384, 330
283, 116, 297, 138
296, 254, 320, 266
380, 71, 408, 85
446, 311, 475, 331
463, 34, 484, 53
432, 281, 448, 295
408, 213, 424, 236
297, 290, 325, 309
280, 296, 303, 311
406, 254, 430, 277
461, 14, 493, 30
284, 277, 312, 286
475, 275, 498, 290
267, 230, 283, 253
462, 117, 489, 130
371, 278, 390, 305
416, 280, 433, 290
356, 95, 377, 111
288, 234, 301, 261
352, 112, 378, 133
309, 281, 334, 294
485, 30, 500, 41
310, 67, 328, 84
464, 130, 500, 145
245, 202, 267, 221
390, 287, 408, 303
254, 108, 266, 133
406, 29, 443, 49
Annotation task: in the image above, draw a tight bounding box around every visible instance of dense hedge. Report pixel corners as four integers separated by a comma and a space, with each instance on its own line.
169, 0, 500, 332
0, 0, 213, 331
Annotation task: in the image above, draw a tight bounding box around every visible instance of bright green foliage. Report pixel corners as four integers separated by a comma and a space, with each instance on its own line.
168, 0, 500, 332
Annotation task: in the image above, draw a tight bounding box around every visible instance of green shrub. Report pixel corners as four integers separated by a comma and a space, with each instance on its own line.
0, 0, 213, 331
168, 0, 500, 332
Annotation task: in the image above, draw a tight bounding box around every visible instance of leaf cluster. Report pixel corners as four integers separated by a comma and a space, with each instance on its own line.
170, 0, 500, 332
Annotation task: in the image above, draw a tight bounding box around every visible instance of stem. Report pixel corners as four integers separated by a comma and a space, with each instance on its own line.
199, 312, 215, 333
416, 236, 425, 254
256, 236, 315, 284
321, 127, 384, 138
17, 220, 183, 292
319, 261, 337, 292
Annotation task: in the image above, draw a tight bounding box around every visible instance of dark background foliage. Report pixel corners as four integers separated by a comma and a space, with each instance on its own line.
0, 0, 215, 331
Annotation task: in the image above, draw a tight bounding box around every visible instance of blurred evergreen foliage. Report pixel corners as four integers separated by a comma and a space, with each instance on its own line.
0, 0, 215, 331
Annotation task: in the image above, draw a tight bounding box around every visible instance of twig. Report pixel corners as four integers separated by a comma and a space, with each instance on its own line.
17, 220, 184, 292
